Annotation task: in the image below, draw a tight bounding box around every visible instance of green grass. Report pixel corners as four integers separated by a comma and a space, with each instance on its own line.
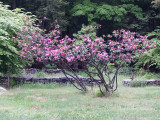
0, 75, 160, 120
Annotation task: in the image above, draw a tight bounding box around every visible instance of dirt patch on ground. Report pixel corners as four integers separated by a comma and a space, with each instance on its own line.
35, 94, 41, 96
0, 107, 14, 110
26, 95, 36, 99
0, 91, 8, 95
26, 95, 47, 102
36, 97, 47, 102
58, 98, 67, 101
5, 92, 19, 96
31, 106, 40, 110
29, 89, 49, 92
82, 104, 97, 108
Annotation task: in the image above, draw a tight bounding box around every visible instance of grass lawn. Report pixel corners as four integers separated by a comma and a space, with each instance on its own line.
0, 75, 160, 120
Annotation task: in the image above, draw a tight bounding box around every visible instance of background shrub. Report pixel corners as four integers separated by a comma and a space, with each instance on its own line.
0, 2, 36, 74
130, 81, 147, 87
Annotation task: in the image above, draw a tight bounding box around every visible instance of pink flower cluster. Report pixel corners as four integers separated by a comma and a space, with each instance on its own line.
106, 29, 156, 62
18, 23, 60, 62
18, 24, 155, 65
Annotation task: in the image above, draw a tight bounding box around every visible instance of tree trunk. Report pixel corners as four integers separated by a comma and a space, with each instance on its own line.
8, 74, 10, 89
12, 0, 16, 9
147, 62, 150, 72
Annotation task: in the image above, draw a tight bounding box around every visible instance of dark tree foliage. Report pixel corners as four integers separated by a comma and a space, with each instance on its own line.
70, 0, 160, 35
1, 0, 160, 71
1, 0, 159, 35
0, 0, 69, 31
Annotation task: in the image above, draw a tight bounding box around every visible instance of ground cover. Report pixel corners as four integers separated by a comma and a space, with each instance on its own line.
0, 75, 160, 120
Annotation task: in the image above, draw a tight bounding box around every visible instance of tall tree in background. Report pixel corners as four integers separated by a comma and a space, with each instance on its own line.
0, 0, 69, 31
69, 0, 159, 35
0, 0, 160, 71
12, 0, 16, 9
1, 0, 159, 35
70, 0, 151, 34
152, 0, 160, 8
35, 0, 68, 31
135, 0, 160, 71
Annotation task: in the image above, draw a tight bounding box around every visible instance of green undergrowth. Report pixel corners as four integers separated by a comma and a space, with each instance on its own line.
0, 82, 160, 120
0, 74, 160, 120
16, 83, 62, 89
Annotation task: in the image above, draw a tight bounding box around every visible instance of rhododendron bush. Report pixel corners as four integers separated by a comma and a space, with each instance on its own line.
18, 23, 156, 95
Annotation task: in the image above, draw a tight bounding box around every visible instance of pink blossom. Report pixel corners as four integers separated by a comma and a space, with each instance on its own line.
87, 44, 91, 47
61, 53, 66, 56
95, 39, 100, 43
18, 26, 152, 75
32, 47, 36, 50
153, 41, 156, 44
46, 54, 49, 57
98, 53, 102, 59
77, 55, 81, 59
128, 46, 132, 49
82, 46, 85, 50
43, 16, 47, 20
66, 57, 71, 62
54, 56, 58, 60
65, 35, 69, 38
99, 42, 102, 45
87, 39, 91, 43
70, 56, 75, 60
146, 45, 150, 48
135, 39, 139, 43
127, 53, 131, 57
75, 46, 80, 51
92, 48, 97, 53
45, 44, 48, 47
103, 35, 106, 38
125, 59, 131, 62
68, 38, 72, 41
128, 39, 131, 43
133, 45, 136, 50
